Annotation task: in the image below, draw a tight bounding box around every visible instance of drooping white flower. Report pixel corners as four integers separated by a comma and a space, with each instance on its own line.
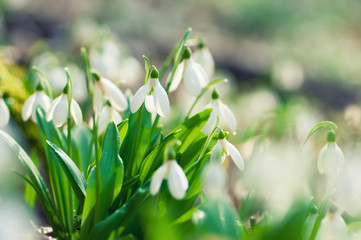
21, 83, 51, 122
316, 207, 348, 240
167, 46, 208, 96
95, 103, 122, 136
93, 75, 127, 114
0, 98, 10, 127
211, 130, 244, 171
130, 68, 170, 117
202, 90, 237, 135
46, 87, 83, 127
193, 42, 215, 77
318, 131, 344, 177
150, 160, 189, 200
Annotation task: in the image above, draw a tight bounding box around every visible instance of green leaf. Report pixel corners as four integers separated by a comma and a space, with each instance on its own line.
117, 119, 129, 147
47, 140, 87, 203
0, 129, 64, 236
303, 121, 338, 146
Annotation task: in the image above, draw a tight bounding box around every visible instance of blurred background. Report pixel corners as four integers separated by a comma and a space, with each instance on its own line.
2, 0, 361, 238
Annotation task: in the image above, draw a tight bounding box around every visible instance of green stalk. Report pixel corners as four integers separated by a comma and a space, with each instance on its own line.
93, 114, 100, 223
129, 104, 144, 177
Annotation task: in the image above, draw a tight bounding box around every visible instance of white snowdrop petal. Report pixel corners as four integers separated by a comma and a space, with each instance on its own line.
202, 104, 218, 134
225, 139, 245, 170
192, 59, 209, 88
150, 164, 168, 196
218, 100, 237, 134
154, 79, 170, 117
46, 95, 62, 122
52, 95, 69, 127
193, 48, 215, 77
210, 140, 223, 162
93, 85, 103, 115
111, 108, 122, 125
145, 95, 156, 115
0, 98, 10, 127
21, 93, 37, 121
101, 77, 128, 112
31, 91, 51, 122
317, 145, 327, 174
168, 160, 189, 200
130, 83, 149, 113
167, 61, 184, 92
71, 99, 83, 125
183, 60, 203, 96
97, 106, 111, 136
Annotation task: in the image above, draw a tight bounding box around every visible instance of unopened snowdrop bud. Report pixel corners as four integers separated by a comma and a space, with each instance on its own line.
193, 40, 215, 77
203, 162, 226, 199
22, 82, 51, 122
317, 130, 344, 177
131, 67, 170, 117
0, 97, 10, 127
167, 46, 208, 96
93, 70, 127, 115
211, 129, 244, 171
316, 203, 348, 240
46, 85, 83, 127
202, 90, 237, 135
150, 157, 189, 200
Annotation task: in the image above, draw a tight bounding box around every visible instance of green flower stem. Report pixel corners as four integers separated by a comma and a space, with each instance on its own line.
93, 114, 101, 223
129, 104, 144, 177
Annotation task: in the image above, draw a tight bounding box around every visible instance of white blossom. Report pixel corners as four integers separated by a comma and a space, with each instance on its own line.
94, 104, 122, 136
94, 77, 127, 114
46, 94, 83, 127
167, 47, 208, 96
150, 160, 189, 200
316, 212, 348, 240
193, 46, 215, 77
0, 98, 10, 127
318, 142, 344, 177
211, 137, 244, 171
22, 90, 50, 122
131, 69, 169, 117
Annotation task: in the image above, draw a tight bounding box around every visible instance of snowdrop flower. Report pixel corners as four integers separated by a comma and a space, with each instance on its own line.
94, 102, 122, 136
46, 86, 83, 127
167, 46, 208, 96
130, 67, 170, 117
202, 90, 237, 135
93, 72, 127, 114
193, 40, 215, 77
0, 97, 10, 127
211, 130, 244, 171
150, 159, 189, 200
21, 83, 51, 122
318, 130, 345, 177
316, 204, 348, 240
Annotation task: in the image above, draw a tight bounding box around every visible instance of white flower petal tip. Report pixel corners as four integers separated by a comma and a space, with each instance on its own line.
22, 91, 51, 122
183, 58, 209, 96
46, 94, 83, 127
193, 47, 215, 77
202, 99, 237, 135
0, 98, 10, 127
150, 160, 189, 200
131, 78, 170, 117
96, 105, 123, 136
212, 139, 245, 171
317, 142, 344, 177
99, 77, 128, 112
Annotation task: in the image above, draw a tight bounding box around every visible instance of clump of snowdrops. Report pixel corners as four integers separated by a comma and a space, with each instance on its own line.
0, 29, 359, 240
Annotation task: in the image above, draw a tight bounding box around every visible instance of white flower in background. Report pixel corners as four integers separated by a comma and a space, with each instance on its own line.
46, 86, 83, 127
94, 102, 122, 136
0, 97, 10, 127
202, 90, 237, 135
131, 68, 170, 117
211, 130, 244, 171
93, 73, 128, 114
21, 83, 51, 122
193, 41, 215, 77
203, 162, 226, 199
167, 46, 208, 96
150, 160, 189, 200
316, 205, 348, 240
318, 130, 344, 177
